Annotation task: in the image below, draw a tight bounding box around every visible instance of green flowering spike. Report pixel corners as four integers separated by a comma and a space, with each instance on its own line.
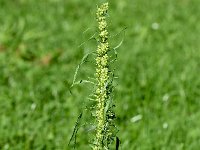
93, 2, 112, 150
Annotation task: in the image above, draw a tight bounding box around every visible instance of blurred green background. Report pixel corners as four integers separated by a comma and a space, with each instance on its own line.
0, 0, 200, 149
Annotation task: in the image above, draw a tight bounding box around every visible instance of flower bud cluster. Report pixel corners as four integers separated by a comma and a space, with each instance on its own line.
97, 42, 109, 55
96, 3, 108, 19
95, 2, 109, 103
96, 54, 108, 67
96, 2, 109, 43
94, 2, 110, 150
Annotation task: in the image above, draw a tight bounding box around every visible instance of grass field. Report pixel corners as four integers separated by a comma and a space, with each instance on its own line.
0, 0, 200, 149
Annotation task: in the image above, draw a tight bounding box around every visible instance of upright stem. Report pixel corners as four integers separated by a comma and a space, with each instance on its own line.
94, 2, 109, 150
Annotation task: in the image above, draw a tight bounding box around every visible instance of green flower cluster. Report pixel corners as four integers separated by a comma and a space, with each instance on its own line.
94, 2, 110, 150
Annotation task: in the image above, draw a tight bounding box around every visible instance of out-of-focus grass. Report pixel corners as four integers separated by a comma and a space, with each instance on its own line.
0, 0, 200, 149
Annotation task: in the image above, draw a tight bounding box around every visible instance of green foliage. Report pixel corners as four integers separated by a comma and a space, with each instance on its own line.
0, 0, 200, 149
